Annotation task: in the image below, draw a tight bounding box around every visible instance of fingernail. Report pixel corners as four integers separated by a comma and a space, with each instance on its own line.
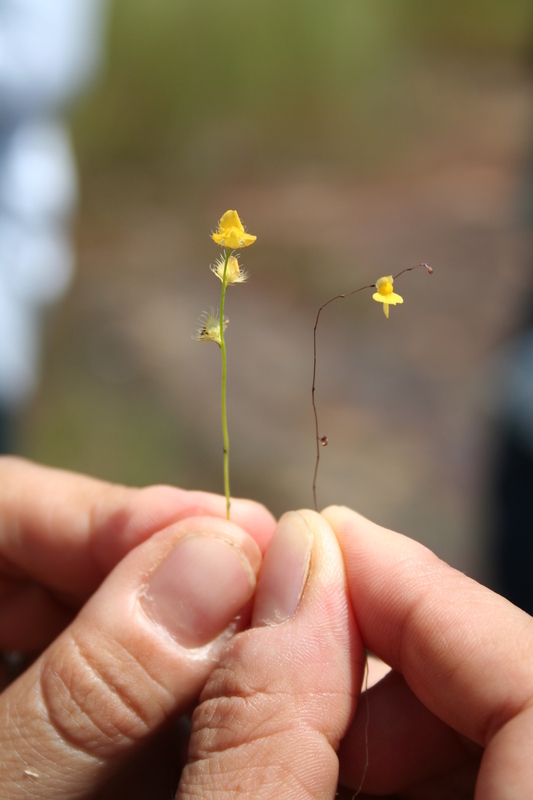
141, 533, 256, 648
253, 512, 313, 627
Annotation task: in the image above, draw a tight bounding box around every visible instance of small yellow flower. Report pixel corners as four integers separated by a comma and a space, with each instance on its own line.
211, 254, 248, 285
194, 311, 228, 347
212, 210, 257, 249
372, 275, 403, 319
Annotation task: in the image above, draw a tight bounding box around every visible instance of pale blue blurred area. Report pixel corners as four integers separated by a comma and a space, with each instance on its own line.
486, 327, 533, 611
0, 0, 107, 118
0, 0, 108, 409
489, 333, 533, 452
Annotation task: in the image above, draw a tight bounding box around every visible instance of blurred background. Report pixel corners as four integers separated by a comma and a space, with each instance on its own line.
14, 0, 533, 581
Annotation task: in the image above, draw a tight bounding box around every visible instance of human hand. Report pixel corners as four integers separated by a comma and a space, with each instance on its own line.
324, 505, 533, 799
0, 457, 275, 799
177, 506, 533, 800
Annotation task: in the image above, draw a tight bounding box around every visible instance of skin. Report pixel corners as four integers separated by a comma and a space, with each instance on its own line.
323, 506, 533, 799
1, 459, 532, 799
179, 508, 533, 800
0, 457, 275, 799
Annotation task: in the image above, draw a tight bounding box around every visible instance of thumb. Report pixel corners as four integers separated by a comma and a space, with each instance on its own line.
0, 515, 261, 800
178, 510, 365, 800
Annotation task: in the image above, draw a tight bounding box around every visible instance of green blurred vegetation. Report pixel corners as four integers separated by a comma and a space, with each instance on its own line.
73, 0, 533, 180
23, 0, 533, 516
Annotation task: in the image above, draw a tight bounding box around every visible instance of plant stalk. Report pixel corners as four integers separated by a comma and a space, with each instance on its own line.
220, 248, 231, 519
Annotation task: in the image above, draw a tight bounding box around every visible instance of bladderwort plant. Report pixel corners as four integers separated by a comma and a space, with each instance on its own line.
310, 262, 432, 796
311, 263, 433, 512
194, 210, 256, 520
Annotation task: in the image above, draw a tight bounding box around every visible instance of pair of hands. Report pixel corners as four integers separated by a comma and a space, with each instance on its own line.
0, 458, 532, 799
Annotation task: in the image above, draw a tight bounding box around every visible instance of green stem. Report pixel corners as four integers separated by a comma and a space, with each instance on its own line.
219, 248, 231, 519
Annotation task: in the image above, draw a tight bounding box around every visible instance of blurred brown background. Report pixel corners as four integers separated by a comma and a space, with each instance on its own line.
19, 0, 533, 578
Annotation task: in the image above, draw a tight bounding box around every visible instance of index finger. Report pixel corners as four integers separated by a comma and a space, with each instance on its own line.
322, 505, 533, 749
0, 457, 275, 595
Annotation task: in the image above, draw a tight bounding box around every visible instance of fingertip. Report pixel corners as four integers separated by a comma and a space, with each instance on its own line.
321, 504, 422, 563
322, 504, 372, 530
252, 508, 356, 633
140, 521, 260, 649
91, 486, 276, 571
321, 505, 379, 567
252, 511, 313, 627
228, 497, 277, 554
131, 514, 264, 586
148, 488, 277, 554
294, 507, 330, 529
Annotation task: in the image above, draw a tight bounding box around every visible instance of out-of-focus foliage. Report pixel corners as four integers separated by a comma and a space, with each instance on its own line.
399, 0, 533, 52
72, 0, 533, 177
27, 0, 533, 567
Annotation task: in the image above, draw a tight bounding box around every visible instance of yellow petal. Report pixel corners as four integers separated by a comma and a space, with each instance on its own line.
238, 232, 257, 247
212, 230, 238, 248
373, 290, 403, 304
217, 210, 244, 234
383, 303, 389, 319
376, 275, 394, 290
212, 230, 256, 249
212, 210, 256, 248
387, 292, 403, 305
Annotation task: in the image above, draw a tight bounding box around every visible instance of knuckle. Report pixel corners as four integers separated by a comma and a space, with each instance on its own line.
191, 637, 288, 759
40, 628, 165, 758
181, 631, 348, 798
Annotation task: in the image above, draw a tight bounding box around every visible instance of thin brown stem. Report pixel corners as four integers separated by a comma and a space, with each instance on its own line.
312, 283, 374, 511
353, 655, 370, 797
393, 262, 433, 280
311, 263, 432, 511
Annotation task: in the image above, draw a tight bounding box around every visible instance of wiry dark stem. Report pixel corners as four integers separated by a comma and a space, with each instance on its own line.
312, 283, 374, 511
393, 262, 433, 280
311, 263, 432, 511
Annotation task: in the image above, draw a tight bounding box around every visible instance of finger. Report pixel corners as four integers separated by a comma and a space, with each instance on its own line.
0, 457, 275, 586
0, 458, 275, 649
339, 669, 481, 796
178, 510, 364, 800
0, 515, 261, 799
323, 505, 533, 796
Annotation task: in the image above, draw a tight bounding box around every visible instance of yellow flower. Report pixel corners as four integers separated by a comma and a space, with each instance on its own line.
211, 254, 248, 284
194, 311, 228, 347
372, 275, 403, 319
212, 210, 257, 249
